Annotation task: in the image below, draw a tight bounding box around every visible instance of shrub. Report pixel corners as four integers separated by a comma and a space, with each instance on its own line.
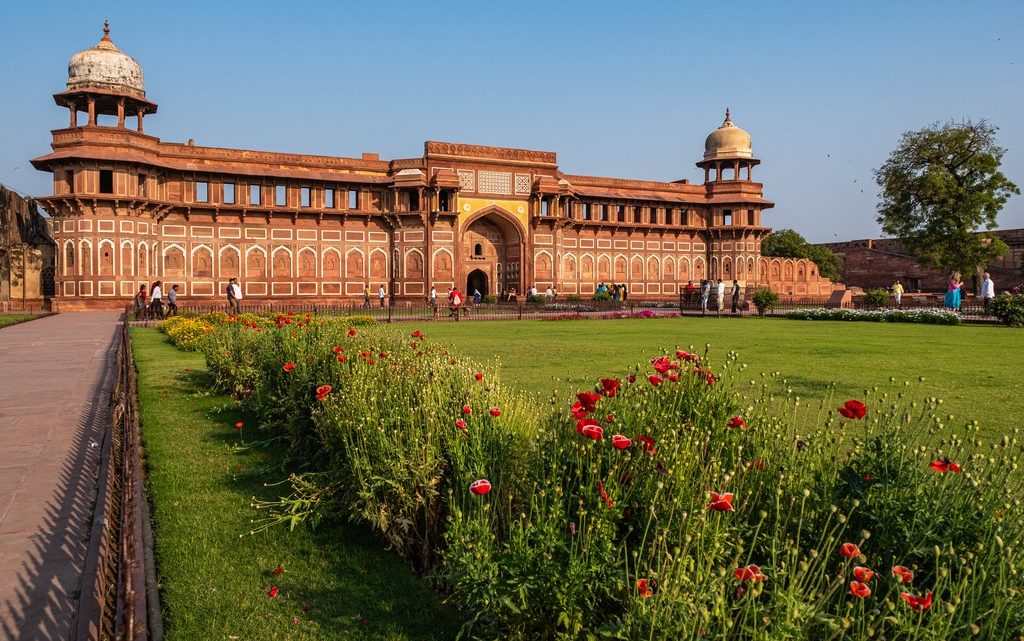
751, 289, 779, 316
482, 294, 498, 304
592, 291, 613, 302
787, 308, 961, 325
990, 294, 1024, 327
565, 294, 582, 302
863, 288, 890, 309
159, 316, 213, 351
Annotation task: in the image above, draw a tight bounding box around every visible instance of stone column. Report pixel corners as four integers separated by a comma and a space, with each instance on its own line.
87, 99, 96, 126
137, 109, 144, 133
69, 105, 77, 128
117, 98, 125, 128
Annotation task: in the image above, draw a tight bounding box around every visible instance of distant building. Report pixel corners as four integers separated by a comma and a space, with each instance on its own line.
820, 230, 1024, 292
0, 184, 55, 311
31, 24, 831, 310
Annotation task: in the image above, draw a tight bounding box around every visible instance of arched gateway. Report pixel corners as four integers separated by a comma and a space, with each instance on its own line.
460, 209, 525, 297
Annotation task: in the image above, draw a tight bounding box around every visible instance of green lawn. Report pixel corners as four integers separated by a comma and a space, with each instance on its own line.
423, 317, 1024, 440
0, 313, 37, 328
132, 328, 459, 640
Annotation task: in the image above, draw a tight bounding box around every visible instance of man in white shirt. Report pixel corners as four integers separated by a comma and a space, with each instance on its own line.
716, 279, 726, 315
378, 285, 386, 308
545, 286, 553, 300
227, 277, 242, 314
150, 281, 164, 319
981, 272, 995, 314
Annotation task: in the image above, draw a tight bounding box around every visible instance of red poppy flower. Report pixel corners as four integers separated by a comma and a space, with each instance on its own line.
929, 458, 961, 473
268, 586, 280, 598
283, 362, 295, 372
839, 542, 861, 558
462, 404, 472, 415
316, 385, 332, 401
747, 460, 765, 471
597, 481, 614, 508
853, 566, 874, 582
728, 416, 747, 430
337, 355, 348, 362
900, 591, 933, 612
891, 565, 914, 584
611, 435, 631, 450
360, 351, 371, 359
708, 492, 734, 512
695, 368, 717, 385
284, 318, 292, 325
734, 564, 766, 583
450, 358, 458, 365
600, 378, 621, 397
837, 399, 867, 419
637, 578, 653, 598
455, 419, 468, 430
348, 327, 357, 337
667, 372, 679, 382
272, 564, 284, 575
489, 407, 501, 417
676, 350, 698, 362
332, 346, 343, 355
570, 401, 589, 419
577, 391, 601, 413
379, 351, 388, 359
235, 422, 244, 430
849, 580, 871, 598
470, 479, 491, 495
474, 372, 484, 382
627, 374, 636, 383
651, 356, 671, 374
576, 417, 599, 435
637, 435, 657, 455
412, 330, 423, 338
581, 423, 604, 440
648, 374, 663, 387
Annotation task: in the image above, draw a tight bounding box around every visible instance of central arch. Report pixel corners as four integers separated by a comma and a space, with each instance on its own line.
460, 207, 525, 297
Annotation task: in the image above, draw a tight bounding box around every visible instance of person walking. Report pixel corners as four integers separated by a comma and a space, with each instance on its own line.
429, 285, 438, 318
473, 288, 482, 305
378, 284, 386, 309
149, 280, 164, 319
134, 284, 148, 320
731, 279, 741, 314
167, 284, 179, 316
699, 279, 710, 313
684, 280, 696, 308
449, 286, 463, 319
226, 277, 242, 314
892, 280, 904, 308
981, 272, 995, 314
363, 284, 371, 309
716, 279, 726, 315
943, 272, 963, 311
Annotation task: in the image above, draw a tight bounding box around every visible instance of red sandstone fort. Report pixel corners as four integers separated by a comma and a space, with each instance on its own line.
18, 24, 835, 310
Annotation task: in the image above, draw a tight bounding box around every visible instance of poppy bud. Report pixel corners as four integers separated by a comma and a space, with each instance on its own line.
470, 479, 491, 495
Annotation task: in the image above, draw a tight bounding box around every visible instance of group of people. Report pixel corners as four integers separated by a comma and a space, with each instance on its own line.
941, 271, 997, 313
596, 282, 628, 302
134, 281, 180, 319
682, 279, 743, 314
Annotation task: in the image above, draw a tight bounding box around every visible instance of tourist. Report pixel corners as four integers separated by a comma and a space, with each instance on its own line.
149, 280, 164, 319
612, 284, 621, 303
621, 284, 628, 302
507, 288, 517, 303
529, 284, 538, 299
981, 272, 995, 314
167, 284, 179, 316
226, 277, 242, 314
943, 272, 962, 311
892, 279, 904, 308
378, 284, 386, 308
552, 286, 558, 299
716, 279, 726, 315
429, 285, 438, 318
473, 288, 482, 305
597, 282, 608, 295
449, 286, 463, 319
134, 284, 148, 320
731, 279, 741, 314
545, 286, 554, 300
699, 279, 710, 312
363, 285, 371, 309
684, 280, 696, 307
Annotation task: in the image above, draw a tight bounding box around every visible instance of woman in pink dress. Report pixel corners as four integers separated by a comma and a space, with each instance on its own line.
943, 272, 962, 310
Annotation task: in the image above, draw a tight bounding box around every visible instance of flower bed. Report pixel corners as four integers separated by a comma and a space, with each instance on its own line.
787, 307, 962, 324
189, 314, 1021, 639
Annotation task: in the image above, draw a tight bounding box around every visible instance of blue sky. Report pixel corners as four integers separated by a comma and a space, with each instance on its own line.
1, 0, 1021, 242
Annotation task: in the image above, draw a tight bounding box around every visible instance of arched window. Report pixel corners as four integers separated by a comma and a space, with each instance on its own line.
474, 243, 483, 257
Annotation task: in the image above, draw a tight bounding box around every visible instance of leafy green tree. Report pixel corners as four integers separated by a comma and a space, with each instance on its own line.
874, 120, 1019, 278
761, 228, 842, 280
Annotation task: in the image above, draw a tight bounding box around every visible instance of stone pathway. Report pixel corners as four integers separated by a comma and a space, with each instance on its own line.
0, 313, 120, 641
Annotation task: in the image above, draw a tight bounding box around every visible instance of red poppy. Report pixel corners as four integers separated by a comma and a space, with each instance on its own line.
853, 566, 874, 582
461, 404, 472, 416
570, 401, 589, 419
667, 372, 680, 382
837, 399, 867, 419
412, 329, 423, 338
455, 419, 468, 430
611, 435, 631, 450
348, 327, 357, 337
272, 564, 284, 575
637, 578, 653, 598
470, 479, 491, 495
576, 417, 600, 435
474, 372, 484, 382
891, 565, 914, 584
734, 564, 766, 583
695, 368, 717, 385
651, 356, 671, 374
316, 385, 332, 401
577, 391, 601, 413
728, 416, 747, 430
637, 435, 657, 455
337, 355, 348, 362
450, 358, 458, 365
747, 460, 765, 471
708, 492, 734, 512
581, 423, 604, 440
597, 481, 614, 508
360, 351, 371, 358
489, 407, 501, 417
332, 345, 343, 354
839, 542, 861, 559
268, 586, 280, 598
849, 581, 871, 598
627, 374, 636, 383
676, 350, 698, 362
900, 591, 933, 612
283, 362, 295, 372
929, 458, 961, 473
648, 374, 663, 387
235, 422, 244, 430
600, 378, 621, 397
284, 318, 292, 325
379, 351, 388, 359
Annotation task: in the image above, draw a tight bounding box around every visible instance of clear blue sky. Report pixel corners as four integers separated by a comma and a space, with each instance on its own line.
1, 0, 1021, 242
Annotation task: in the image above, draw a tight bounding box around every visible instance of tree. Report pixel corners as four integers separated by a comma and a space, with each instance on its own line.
761, 228, 842, 280
875, 120, 1019, 278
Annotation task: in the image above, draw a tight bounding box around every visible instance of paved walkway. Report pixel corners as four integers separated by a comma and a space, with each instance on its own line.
0, 313, 120, 641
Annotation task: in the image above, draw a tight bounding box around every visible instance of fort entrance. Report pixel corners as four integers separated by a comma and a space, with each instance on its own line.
461, 210, 523, 297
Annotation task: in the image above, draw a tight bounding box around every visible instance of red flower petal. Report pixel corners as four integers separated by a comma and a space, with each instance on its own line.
599, 378, 621, 398
637, 578, 653, 598
728, 416, 747, 430
462, 404, 472, 415
849, 580, 871, 598
611, 435, 631, 450
900, 591, 933, 612
853, 566, 874, 582
272, 564, 284, 575
581, 424, 604, 440
268, 586, 280, 598
283, 362, 295, 372
347, 327, 357, 337
235, 422, 244, 429
637, 435, 657, 455
489, 407, 501, 417
332, 345, 343, 354
839, 542, 861, 558
470, 479, 491, 495
474, 372, 484, 382
648, 374, 663, 387
708, 492, 734, 512
455, 419, 468, 430
891, 565, 914, 584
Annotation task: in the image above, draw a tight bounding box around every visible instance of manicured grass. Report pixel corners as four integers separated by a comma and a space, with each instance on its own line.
424, 317, 1024, 441
0, 313, 37, 328
132, 328, 459, 640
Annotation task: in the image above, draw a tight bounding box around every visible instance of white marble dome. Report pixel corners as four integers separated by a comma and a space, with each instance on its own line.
67, 22, 145, 97
703, 109, 752, 161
